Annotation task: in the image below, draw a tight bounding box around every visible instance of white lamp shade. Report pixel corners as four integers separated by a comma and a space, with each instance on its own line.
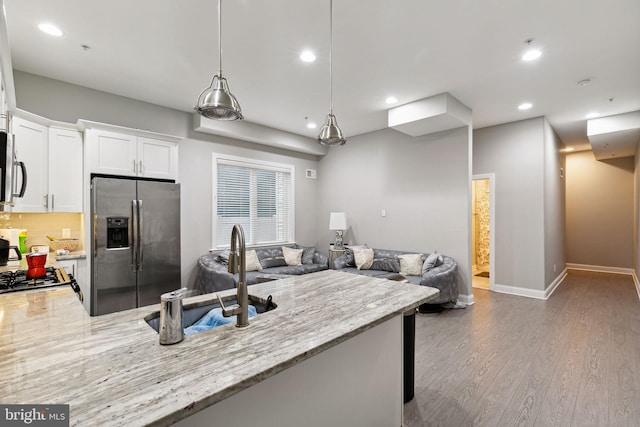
329, 212, 347, 230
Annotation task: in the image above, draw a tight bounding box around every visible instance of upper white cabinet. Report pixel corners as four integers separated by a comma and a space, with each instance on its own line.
12, 116, 48, 212
48, 127, 83, 212
80, 121, 179, 181
11, 114, 83, 213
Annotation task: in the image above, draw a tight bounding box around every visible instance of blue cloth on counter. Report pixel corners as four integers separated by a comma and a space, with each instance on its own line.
184, 305, 257, 335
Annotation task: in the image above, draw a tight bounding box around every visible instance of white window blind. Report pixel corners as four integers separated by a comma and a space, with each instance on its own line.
213, 154, 294, 247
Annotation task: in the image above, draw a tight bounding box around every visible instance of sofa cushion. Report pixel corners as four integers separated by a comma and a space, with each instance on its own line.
398, 253, 423, 276
344, 245, 367, 267
245, 250, 263, 272
422, 250, 444, 274
256, 247, 287, 268
283, 246, 303, 265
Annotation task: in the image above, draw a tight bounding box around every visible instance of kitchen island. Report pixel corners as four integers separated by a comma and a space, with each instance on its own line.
0, 270, 439, 426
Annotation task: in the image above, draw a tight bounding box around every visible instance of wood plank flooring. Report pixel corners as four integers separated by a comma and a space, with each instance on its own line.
404, 270, 640, 427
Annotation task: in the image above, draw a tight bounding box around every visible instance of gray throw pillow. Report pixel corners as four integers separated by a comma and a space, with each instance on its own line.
217, 249, 230, 265
301, 247, 316, 264
371, 257, 401, 273
422, 250, 444, 274
257, 247, 287, 268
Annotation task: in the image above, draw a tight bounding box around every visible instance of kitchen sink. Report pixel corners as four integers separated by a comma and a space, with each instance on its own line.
144, 294, 276, 333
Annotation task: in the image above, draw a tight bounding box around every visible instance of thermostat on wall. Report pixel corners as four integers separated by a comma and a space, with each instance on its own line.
306, 169, 317, 179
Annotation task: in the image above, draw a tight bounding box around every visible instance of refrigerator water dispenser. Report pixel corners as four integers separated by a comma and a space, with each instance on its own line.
106, 217, 129, 249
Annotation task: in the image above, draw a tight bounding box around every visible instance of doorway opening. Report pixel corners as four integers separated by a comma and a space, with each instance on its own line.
472, 174, 494, 290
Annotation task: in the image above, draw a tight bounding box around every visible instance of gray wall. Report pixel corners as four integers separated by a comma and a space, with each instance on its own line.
474, 118, 547, 292
316, 126, 472, 301
543, 119, 566, 285
14, 71, 321, 288
565, 150, 634, 268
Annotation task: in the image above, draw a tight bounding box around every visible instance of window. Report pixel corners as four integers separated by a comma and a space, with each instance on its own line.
213, 154, 294, 247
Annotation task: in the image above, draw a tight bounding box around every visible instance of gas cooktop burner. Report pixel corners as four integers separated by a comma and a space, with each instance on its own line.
0, 267, 71, 294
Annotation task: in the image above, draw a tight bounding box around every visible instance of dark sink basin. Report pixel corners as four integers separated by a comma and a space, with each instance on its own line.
144, 294, 277, 333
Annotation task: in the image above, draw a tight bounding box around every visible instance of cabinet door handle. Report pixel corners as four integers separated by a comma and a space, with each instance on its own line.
43, 194, 49, 209
51, 194, 55, 211
139, 160, 143, 175
133, 160, 137, 174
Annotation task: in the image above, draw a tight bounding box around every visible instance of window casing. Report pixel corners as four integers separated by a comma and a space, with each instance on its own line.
213, 154, 294, 248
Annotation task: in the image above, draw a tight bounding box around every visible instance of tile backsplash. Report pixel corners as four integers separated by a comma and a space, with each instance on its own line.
0, 213, 84, 252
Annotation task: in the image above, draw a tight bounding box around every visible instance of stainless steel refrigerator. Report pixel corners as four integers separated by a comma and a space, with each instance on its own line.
90, 177, 180, 316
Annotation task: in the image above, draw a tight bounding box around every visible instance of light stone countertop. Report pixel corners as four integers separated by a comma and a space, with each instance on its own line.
0, 270, 439, 426
55, 251, 86, 261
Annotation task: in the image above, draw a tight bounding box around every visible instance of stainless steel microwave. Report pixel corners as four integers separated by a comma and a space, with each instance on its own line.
0, 130, 26, 207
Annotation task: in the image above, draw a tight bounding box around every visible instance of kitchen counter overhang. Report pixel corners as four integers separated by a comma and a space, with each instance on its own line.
0, 270, 439, 426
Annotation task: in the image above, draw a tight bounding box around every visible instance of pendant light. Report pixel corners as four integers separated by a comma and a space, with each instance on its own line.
317, 0, 346, 146
194, 0, 243, 120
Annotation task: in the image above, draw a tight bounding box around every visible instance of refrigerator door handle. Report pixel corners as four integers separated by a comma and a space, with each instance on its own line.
132, 200, 139, 272
138, 200, 144, 271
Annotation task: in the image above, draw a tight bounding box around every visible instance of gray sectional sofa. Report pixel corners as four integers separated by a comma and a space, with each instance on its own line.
196, 244, 329, 294
332, 247, 458, 305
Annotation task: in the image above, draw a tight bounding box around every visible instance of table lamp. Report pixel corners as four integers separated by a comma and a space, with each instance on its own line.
329, 212, 347, 249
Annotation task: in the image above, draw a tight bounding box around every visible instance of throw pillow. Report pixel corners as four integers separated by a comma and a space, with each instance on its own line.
398, 253, 423, 276
371, 257, 401, 272
245, 250, 262, 272
282, 246, 303, 266
344, 245, 367, 267
300, 246, 316, 264
422, 250, 444, 274
353, 247, 374, 270
217, 249, 230, 265
257, 247, 287, 268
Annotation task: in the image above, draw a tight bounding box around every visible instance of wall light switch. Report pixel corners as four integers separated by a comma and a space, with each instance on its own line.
381, 209, 386, 217
62, 228, 71, 238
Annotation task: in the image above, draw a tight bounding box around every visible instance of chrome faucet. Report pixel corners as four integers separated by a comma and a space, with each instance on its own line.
216, 224, 249, 328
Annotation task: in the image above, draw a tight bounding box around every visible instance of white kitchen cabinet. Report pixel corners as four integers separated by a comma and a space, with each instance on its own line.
11, 116, 48, 212
84, 124, 179, 180
48, 127, 83, 212
11, 115, 83, 213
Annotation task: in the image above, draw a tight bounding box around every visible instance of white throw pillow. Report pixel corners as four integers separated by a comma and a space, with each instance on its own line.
282, 246, 303, 266
398, 253, 423, 276
353, 247, 374, 270
245, 250, 262, 272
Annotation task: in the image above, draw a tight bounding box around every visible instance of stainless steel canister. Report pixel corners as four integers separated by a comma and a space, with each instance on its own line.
159, 288, 187, 345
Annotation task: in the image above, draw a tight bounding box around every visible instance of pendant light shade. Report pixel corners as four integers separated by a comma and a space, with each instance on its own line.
194, 0, 243, 121
318, 0, 346, 146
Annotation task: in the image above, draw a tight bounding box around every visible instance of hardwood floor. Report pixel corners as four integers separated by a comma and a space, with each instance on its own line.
404, 270, 640, 427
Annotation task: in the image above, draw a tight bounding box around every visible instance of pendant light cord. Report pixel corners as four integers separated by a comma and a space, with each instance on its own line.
218, 0, 223, 77
329, 0, 333, 115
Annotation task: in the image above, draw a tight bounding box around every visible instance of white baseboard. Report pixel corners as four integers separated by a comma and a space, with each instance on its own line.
566, 263, 635, 275
457, 293, 475, 306
492, 268, 568, 301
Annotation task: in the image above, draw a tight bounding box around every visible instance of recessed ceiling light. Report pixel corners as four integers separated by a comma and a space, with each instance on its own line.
518, 102, 533, 110
38, 23, 63, 37
521, 38, 541, 61
522, 49, 542, 61
306, 122, 317, 129
577, 79, 591, 86
300, 50, 316, 63
585, 112, 600, 119
385, 96, 398, 105
562, 147, 575, 152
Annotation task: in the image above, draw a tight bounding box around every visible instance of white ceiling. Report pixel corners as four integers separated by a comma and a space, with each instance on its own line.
4, 0, 640, 152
